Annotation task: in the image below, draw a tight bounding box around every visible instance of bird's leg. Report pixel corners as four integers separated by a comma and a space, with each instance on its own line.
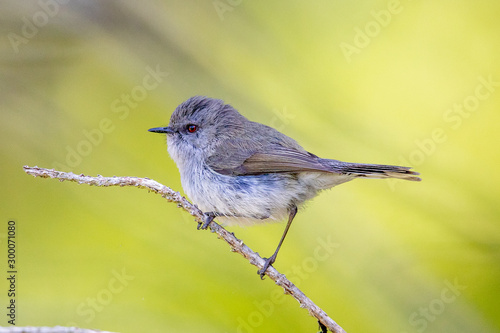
198, 211, 217, 230
258, 205, 298, 279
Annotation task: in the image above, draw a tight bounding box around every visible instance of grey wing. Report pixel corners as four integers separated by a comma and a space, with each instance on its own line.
206, 138, 421, 181
206, 141, 332, 176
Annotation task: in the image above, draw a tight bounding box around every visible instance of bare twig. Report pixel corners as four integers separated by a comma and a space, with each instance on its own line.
23, 166, 347, 333
0, 327, 115, 333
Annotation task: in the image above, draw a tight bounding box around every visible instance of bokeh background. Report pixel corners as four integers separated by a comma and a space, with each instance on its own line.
1, 1, 499, 332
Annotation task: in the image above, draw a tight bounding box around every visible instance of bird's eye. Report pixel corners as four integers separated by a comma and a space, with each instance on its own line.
186, 124, 198, 133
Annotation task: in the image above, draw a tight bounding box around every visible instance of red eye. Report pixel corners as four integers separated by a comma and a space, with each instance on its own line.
186, 124, 198, 133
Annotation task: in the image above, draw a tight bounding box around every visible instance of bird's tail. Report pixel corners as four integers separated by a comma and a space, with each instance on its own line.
327, 160, 421, 182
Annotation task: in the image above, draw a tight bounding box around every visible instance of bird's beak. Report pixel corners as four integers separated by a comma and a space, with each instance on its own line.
148, 126, 175, 134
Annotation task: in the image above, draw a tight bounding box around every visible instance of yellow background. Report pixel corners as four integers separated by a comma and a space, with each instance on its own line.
1, 1, 499, 332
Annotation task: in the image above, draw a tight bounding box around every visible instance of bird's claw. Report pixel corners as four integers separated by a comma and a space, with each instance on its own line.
257, 256, 275, 279
198, 212, 215, 230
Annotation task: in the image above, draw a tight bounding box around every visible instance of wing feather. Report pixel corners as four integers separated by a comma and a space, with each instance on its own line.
207, 144, 330, 176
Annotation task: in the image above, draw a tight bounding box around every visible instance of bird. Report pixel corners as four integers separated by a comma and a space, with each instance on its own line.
149, 96, 420, 278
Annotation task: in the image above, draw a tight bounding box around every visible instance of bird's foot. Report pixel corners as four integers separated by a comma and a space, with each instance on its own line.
257, 254, 277, 279
198, 212, 215, 230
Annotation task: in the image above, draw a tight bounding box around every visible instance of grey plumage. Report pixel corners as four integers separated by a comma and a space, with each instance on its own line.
149, 96, 420, 276
150, 96, 420, 224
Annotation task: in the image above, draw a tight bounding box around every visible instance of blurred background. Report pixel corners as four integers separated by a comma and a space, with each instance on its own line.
1, 0, 499, 332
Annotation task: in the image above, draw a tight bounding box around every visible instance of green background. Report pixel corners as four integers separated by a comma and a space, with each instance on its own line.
1, 1, 499, 332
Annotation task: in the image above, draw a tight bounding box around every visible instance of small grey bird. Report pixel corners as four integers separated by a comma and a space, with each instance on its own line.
149, 96, 420, 278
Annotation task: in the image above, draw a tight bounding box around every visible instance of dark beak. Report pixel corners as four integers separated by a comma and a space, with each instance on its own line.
148, 126, 175, 134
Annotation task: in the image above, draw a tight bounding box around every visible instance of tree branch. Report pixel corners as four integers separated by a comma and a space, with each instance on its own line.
0, 327, 114, 333
23, 166, 347, 333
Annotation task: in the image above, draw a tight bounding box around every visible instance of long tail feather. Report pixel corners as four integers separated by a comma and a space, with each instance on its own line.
328, 160, 421, 181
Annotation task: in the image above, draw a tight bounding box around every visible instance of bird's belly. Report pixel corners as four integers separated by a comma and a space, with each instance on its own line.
180, 165, 301, 226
